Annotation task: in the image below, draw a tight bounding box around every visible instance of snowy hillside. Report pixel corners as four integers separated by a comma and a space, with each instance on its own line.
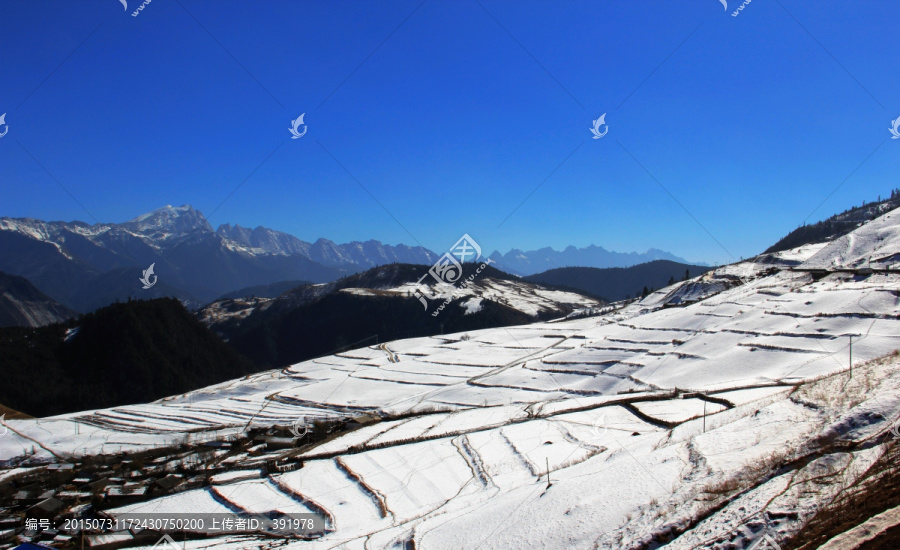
0, 271, 77, 327
197, 264, 603, 360
341, 276, 600, 318
802, 207, 900, 270
3, 210, 900, 548
200, 276, 600, 329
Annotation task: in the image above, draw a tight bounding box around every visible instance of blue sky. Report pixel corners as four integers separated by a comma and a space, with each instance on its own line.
1, 0, 898, 265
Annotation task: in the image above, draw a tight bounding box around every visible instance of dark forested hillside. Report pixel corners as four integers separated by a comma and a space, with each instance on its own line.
0, 298, 255, 417
216, 279, 312, 300
524, 260, 712, 302
203, 262, 578, 369
225, 291, 534, 369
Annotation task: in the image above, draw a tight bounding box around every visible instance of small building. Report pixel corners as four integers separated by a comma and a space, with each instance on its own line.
260, 436, 299, 451
26, 498, 65, 520
347, 414, 380, 427
13, 491, 40, 505
106, 483, 148, 505
802, 268, 831, 280
83, 530, 136, 549
51, 534, 74, 546
0, 514, 21, 530
266, 456, 302, 474
55, 491, 92, 501
37, 528, 59, 541
149, 475, 183, 496
67, 503, 93, 518
87, 478, 112, 493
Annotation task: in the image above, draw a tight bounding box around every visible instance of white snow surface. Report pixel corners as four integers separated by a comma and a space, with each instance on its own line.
5, 212, 900, 549
803, 208, 900, 269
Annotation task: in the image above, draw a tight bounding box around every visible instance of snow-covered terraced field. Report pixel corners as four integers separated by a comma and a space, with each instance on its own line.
5, 211, 900, 548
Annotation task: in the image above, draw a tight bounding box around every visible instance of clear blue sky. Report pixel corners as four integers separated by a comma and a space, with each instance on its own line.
2, 0, 898, 265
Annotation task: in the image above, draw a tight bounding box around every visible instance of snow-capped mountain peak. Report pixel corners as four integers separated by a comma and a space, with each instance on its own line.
122, 204, 213, 240
217, 223, 312, 256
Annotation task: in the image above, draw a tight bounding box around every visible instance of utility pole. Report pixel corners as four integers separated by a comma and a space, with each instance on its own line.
850, 335, 853, 379
702, 400, 707, 433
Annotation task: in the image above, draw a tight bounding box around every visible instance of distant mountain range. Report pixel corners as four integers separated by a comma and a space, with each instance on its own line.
487, 246, 700, 276
0, 204, 700, 315
0, 205, 436, 312
216, 223, 438, 269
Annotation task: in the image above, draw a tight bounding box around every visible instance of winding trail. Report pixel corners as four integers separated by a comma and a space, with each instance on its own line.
377, 343, 400, 363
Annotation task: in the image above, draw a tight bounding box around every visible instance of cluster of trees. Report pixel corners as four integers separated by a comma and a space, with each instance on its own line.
635, 269, 695, 299
0, 298, 255, 417
527, 262, 706, 302
227, 291, 534, 368
214, 262, 548, 368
